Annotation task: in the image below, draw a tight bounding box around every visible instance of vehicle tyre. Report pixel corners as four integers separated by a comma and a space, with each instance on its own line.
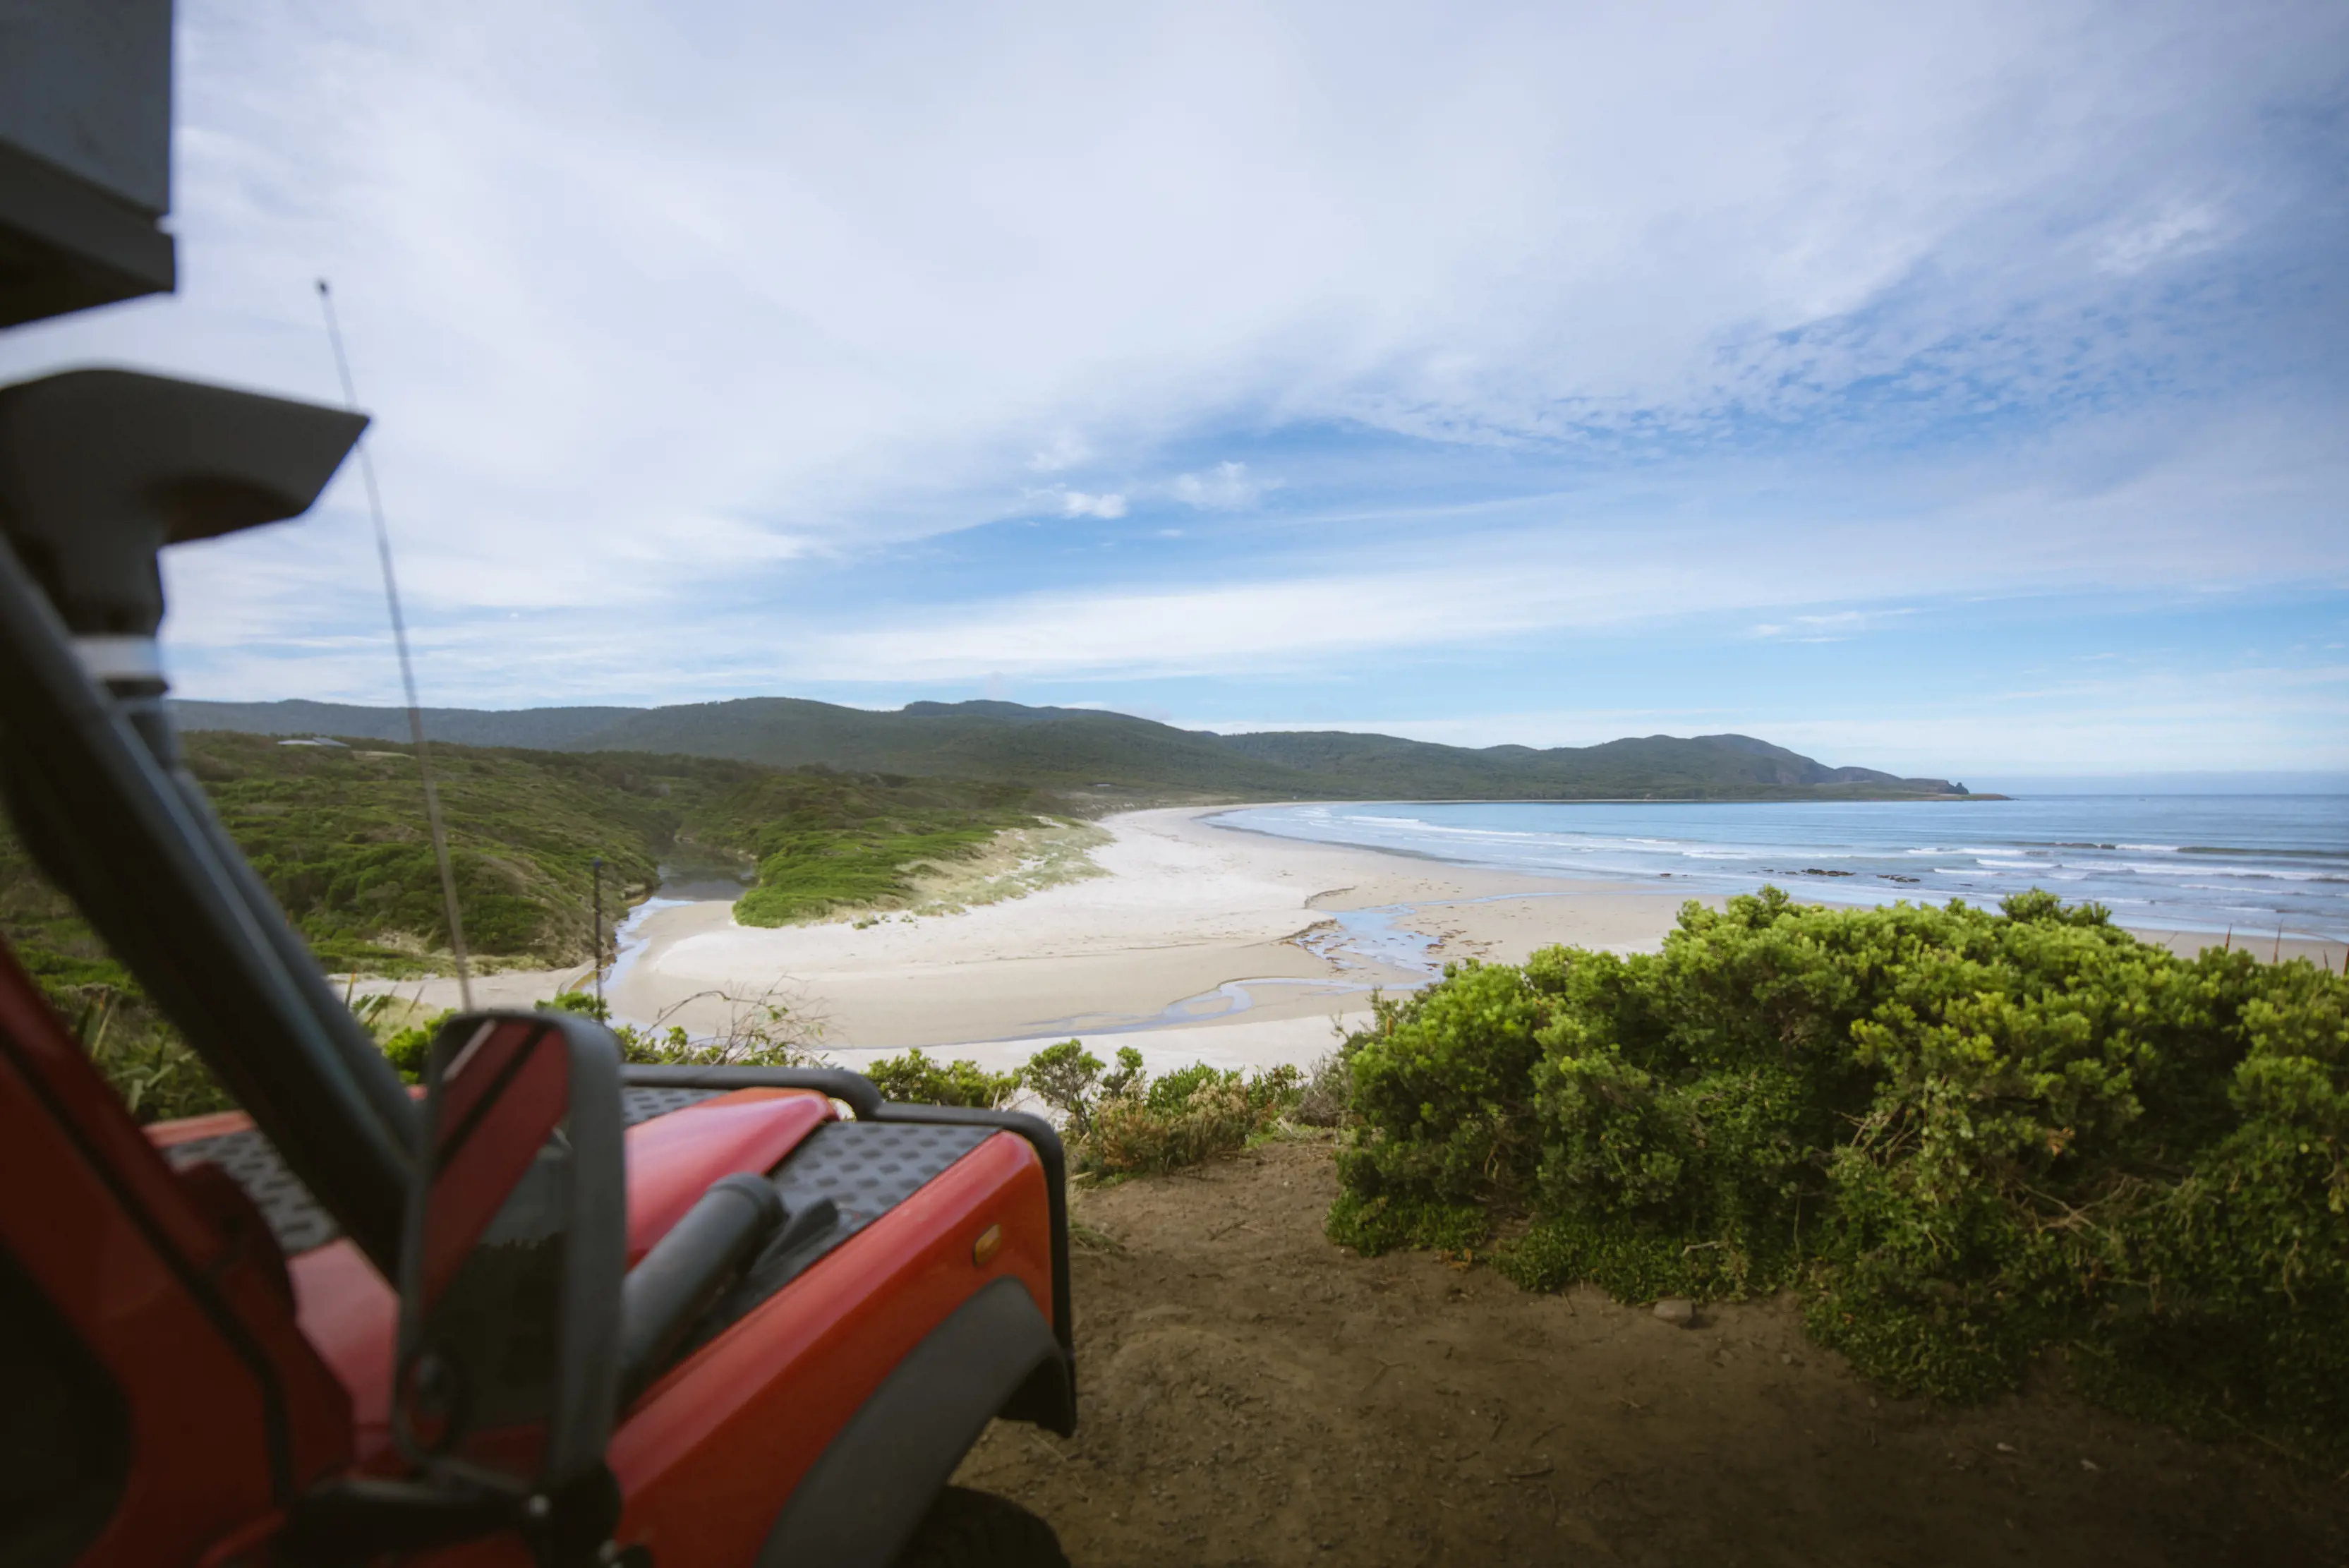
892, 1487, 1069, 1568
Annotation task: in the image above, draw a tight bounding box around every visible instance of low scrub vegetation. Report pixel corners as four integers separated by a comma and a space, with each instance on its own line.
1324, 888, 2349, 1466
863, 1047, 1022, 1109
686, 768, 1041, 927
52, 983, 236, 1123
732, 824, 1001, 924
4, 735, 1061, 991
1022, 1040, 1302, 1177
181, 732, 766, 971
3, 831, 238, 1122
383, 987, 827, 1080
3, 737, 1069, 1118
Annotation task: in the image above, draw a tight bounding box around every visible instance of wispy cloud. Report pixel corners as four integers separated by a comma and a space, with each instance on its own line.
2097, 203, 2230, 277
1027, 432, 1091, 473
1056, 489, 1127, 520
1753, 608, 1917, 642
5, 0, 2338, 773
1172, 462, 1267, 509
786, 550, 1904, 682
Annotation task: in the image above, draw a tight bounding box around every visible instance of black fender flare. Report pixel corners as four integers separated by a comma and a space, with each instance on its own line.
758, 1276, 1073, 1567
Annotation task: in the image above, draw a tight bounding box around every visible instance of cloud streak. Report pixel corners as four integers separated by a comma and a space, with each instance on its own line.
0, 0, 2338, 770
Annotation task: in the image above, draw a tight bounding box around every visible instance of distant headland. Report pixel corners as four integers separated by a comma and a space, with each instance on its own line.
169, 695, 1982, 804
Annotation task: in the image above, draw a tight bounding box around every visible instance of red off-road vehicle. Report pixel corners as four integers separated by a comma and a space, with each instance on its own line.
0, 8, 1074, 1564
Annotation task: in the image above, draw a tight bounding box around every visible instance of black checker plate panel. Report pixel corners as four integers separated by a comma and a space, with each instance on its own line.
619, 1086, 726, 1126
159, 1085, 729, 1257
692, 1121, 995, 1344
162, 1127, 338, 1255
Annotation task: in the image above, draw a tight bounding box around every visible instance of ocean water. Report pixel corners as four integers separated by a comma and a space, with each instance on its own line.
1210, 797, 2349, 943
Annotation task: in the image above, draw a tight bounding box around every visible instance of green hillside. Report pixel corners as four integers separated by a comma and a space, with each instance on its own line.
179, 733, 742, 971
162, 698, 641, 750
174, 696, 1971, 800
1219, 729, 1963, 797
1, 732, 1043, 991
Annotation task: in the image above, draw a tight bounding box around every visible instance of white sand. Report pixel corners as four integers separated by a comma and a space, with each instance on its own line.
357, 808, 1715, 1070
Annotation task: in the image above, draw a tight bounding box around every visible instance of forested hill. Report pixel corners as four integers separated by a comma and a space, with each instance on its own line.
171, 696, 1971, 800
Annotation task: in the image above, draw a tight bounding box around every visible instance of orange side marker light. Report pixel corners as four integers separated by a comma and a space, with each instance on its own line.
972, 1224, 1003, 1267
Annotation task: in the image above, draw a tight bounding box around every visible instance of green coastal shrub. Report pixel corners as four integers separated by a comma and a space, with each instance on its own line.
863, 1047, 1021, 1109
1020, 1040, 1303, 1177
1325, 1190, 1488, 1255
1328, 886, 2349, 1464
543, 987, 823, 1071
1019, 1039, 1125, 1139
1336, 962, 1556, 1205
380, 1008, 456, 1082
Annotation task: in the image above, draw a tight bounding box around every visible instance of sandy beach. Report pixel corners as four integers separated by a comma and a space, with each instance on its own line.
359, 808, 1721, 1075
357, 806, 2347, 1079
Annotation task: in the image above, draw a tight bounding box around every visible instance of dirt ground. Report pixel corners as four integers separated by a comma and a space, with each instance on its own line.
954, 1137, 2349, 1567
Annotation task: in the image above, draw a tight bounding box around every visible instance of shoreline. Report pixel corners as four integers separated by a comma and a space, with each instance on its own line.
1210, 800, 2349, 952
355, 808, 1724, 1068
353, 806, 2345, 1073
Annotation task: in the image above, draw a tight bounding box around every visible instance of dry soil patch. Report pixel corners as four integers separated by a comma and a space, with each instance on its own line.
955, 1138, 2349, 1567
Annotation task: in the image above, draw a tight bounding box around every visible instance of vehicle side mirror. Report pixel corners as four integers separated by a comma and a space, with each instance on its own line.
394, 1009, 627, 1541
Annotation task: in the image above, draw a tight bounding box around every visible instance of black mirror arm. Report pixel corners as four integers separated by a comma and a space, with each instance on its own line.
396, 1011, 627, 1522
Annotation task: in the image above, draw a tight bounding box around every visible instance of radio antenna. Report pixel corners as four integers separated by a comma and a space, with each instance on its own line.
316, 279, 473, 1011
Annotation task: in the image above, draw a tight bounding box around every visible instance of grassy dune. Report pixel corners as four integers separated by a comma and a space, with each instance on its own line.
0, 732, 1073, 1116
4, 730, 1066, 976
183, 732, 751, 972
660, 764, 1046, 925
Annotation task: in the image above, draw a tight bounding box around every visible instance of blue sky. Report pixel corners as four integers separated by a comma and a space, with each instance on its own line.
3, 0, 2344, 778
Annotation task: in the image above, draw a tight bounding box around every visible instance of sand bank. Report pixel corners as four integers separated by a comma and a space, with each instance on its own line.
600, 808, 1724, 1062
357, 807, 1716, 1067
